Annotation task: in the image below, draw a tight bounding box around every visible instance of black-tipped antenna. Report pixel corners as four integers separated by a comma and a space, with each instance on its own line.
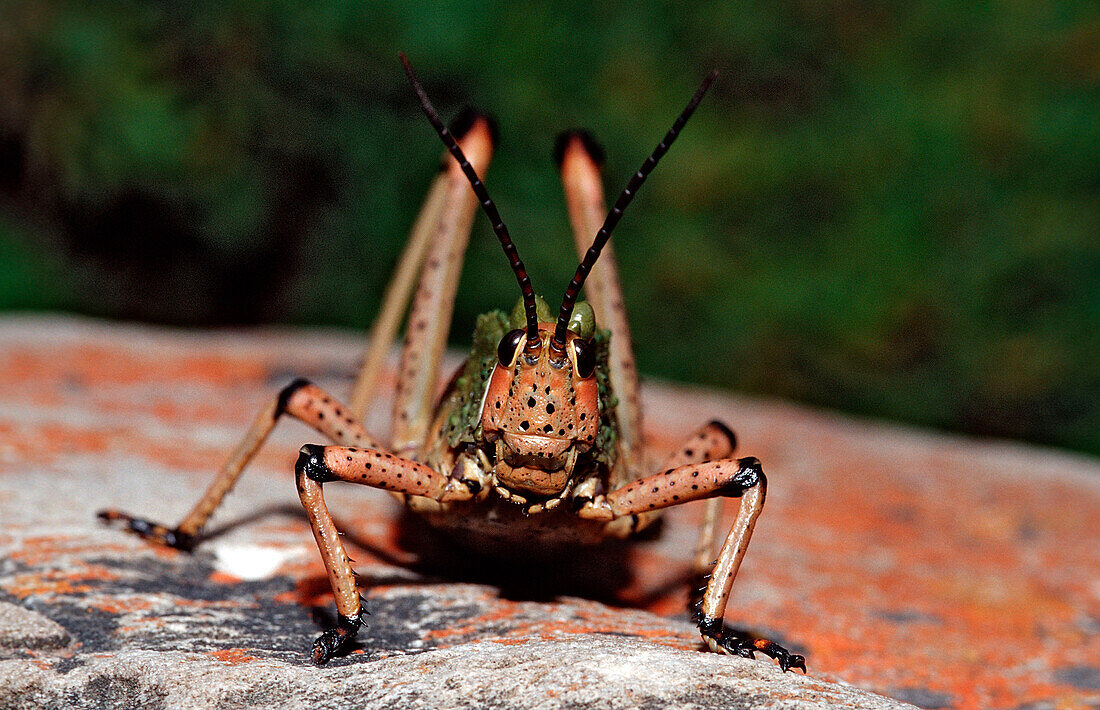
400, 52, 541, 350
552, 69, 719, 351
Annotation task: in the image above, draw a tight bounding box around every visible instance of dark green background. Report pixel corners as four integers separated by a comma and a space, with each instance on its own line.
1, 2, 1097, 454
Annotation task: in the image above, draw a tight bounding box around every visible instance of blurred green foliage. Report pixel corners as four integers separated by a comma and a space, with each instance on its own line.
0, 1, 1097, 453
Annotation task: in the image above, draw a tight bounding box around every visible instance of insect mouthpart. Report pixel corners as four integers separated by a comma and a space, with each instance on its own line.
494, 436, 579, 498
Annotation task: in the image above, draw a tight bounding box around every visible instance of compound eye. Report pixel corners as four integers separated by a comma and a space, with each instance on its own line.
571, 338, 596, 378
497, 329, 526, 367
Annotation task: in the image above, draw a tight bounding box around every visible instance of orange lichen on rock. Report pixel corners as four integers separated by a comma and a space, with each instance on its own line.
209, 648, 261, 665
2, 319, 1096, 710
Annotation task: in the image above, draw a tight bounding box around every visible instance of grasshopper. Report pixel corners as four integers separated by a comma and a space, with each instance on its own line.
99, 54, 805, 672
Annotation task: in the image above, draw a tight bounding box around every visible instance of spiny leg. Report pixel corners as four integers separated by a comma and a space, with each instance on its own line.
390, 115, 495, 455
592, 444, 805, 672
294, 443, 474, 662
689, 498, 723, 608
693, 474, 804, 672
556, 132, 645, 485
98, 380, 381, 549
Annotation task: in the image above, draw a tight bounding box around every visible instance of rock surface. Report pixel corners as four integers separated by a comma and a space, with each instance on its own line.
0, 601, 69, 650
3, 640, 908, 710
0, 315, 1097, 709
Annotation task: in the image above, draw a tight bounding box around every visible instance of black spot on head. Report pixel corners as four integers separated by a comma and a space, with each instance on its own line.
546, 403, 555, 414
520, 421, 529, 431
528, 397, 536, 407
579, 413, 586, 421
495, 401, 501, 409
543, 424, 553, 433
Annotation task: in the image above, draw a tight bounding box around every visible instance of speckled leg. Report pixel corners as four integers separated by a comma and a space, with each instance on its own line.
98, 379, 381, 549
293, 443, 474, 662
557, 132, 645, 484
347, 167, 447, 420
389, 117, 495, 455
349, 113, 494, 420
691, 475, 804, 673
601, 420, 737, 539
598, 426, 805, 672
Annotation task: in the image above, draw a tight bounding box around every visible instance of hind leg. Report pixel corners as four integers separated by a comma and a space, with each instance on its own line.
98, 379, 380, 549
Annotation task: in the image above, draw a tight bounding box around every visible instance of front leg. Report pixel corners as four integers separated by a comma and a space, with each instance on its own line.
591, 451, 805, 672
293, 444, 475, 663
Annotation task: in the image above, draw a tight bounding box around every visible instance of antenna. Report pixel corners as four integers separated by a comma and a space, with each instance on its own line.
400, 52, 541, 350
552, 69, 718, 352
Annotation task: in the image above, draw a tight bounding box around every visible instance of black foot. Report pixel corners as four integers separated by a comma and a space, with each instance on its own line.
698, 617, 806, 673
310, 604, 368, 665
97, 510, 196, 551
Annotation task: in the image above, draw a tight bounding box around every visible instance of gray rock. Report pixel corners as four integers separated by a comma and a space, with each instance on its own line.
0, 601, 70, 651
0, 639, 915, 710
9, 316, 1097, 709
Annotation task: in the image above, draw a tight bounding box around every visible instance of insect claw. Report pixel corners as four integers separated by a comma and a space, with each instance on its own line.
311, 607, 367, 665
